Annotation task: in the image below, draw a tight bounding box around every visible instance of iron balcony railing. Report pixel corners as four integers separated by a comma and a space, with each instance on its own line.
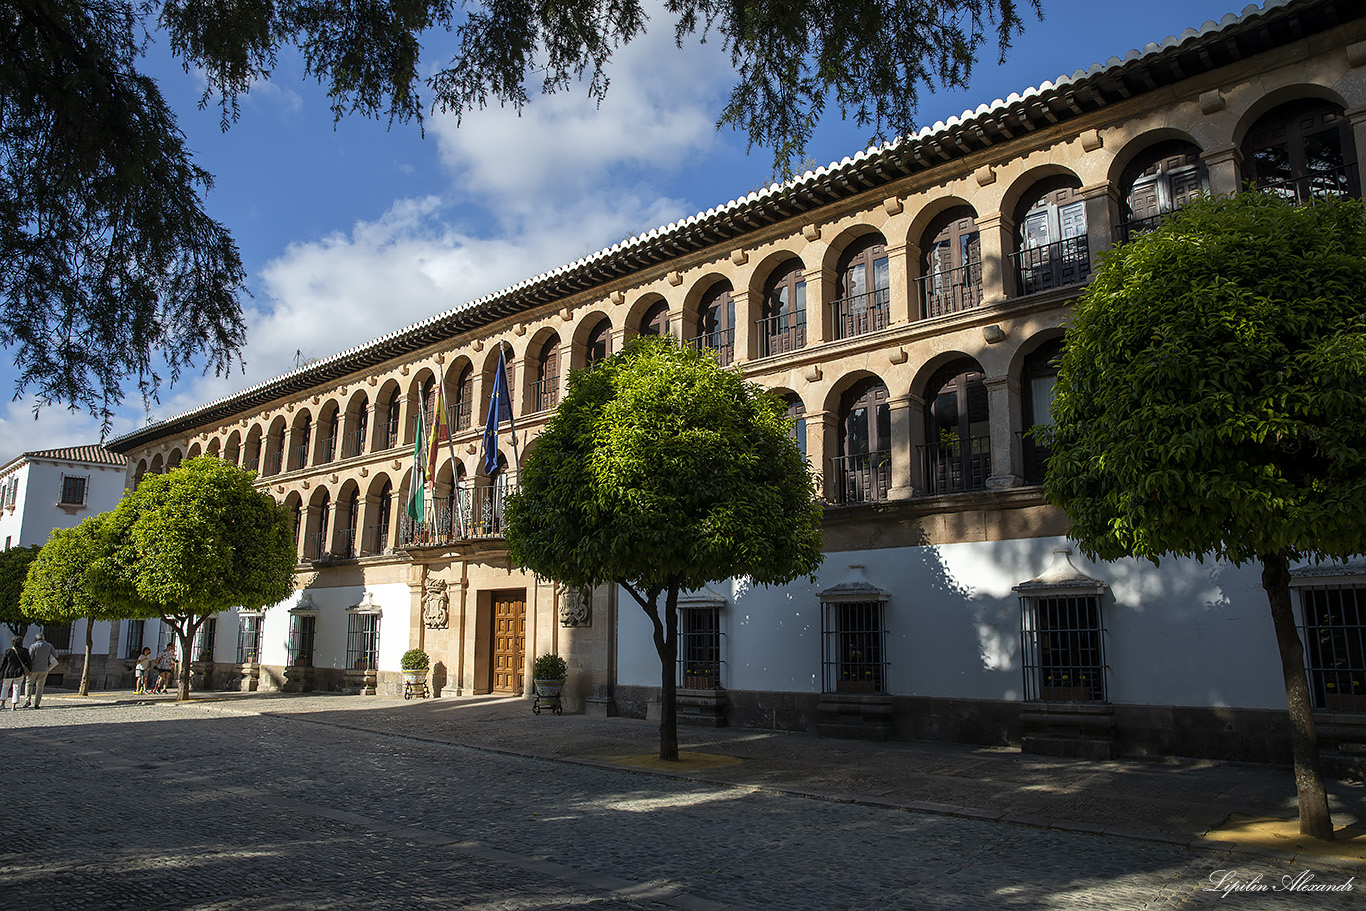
364, 522, 390, 556
1012, 236, 1091, 297
289, 443, 309, 471
318, 436, 336, 463
917, 261, 983, 320
398, 482, 517, 546
529, 377, 559, 413
756, 311, 806, 358
831, 288, 890, 340
336, 527, 356, 560
1254, 162, 1360, 207
264, 450, 282, 476
919, 436, 992, 494
830, 451, 891, 505
688, 328, 735, 367
382, 419, 401, 450
305, 531, 326, 562
343, 428, 366, 459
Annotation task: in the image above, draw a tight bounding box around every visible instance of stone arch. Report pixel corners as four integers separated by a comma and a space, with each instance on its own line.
187, 442, 202, 458
404, 367, 439, 446
281, 490, 305, 559
288, 408, 314, 471
166, 448, 183, 471
625, 292, 670, 340
375, 379, 404, 450
571, 309, 614, 370
223, 430, 241, 466
342, 390, 370, 459
334, 478, 362, 558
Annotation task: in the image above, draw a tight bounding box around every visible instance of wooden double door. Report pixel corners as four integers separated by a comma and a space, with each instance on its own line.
491, 590, 526, 694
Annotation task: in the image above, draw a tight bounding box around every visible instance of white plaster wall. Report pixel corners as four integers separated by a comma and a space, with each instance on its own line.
13, 461, 126, 547
616, 536, 1290, 711
254, 582, 410, 672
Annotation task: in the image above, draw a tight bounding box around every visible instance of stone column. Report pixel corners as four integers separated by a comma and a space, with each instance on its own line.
731, 288, 754, 365
1202, 146, 1242, 197
1081, 183, 1121, 259
904, 393, 927, 493
1349, 106, 1366, 190
976, 214, 1012, 305
806, 266, 836, 345
887, 394, 915, 500
885, 242, 913, 327
984, 373, 1023, 489
807, 409, 837, 502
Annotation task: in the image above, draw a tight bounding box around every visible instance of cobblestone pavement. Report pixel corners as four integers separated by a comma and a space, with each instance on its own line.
2, 696, 1363, 910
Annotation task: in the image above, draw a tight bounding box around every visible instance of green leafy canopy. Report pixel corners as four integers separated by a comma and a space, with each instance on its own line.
1044, 191, 1366, 566
99, 456, 297, 618
505, 335, 824, 595
0, 544, 42, 634
20, 516, 115, 625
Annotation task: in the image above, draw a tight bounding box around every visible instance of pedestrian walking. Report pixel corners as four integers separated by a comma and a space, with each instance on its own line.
0, 637, 30, 710
133, 647, 154, 695
23, 630, 58, 709
153, 642, 177, 694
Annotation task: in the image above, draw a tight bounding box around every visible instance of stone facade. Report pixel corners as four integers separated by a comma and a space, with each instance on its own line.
108, 1, 1366, 762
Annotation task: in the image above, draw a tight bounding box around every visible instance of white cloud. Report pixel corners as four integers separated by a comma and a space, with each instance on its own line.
0, 397, 139, 459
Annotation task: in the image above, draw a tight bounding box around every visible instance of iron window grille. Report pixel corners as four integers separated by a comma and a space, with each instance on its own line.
677, 604, 724, 689
124, 619, 145, 659
44, 621, 74, 656
346, 610, 381, 671
193, 617, 216, 662
1297, 584, 1366, 712
821, 599, 887, 694
1021, 594, 1107, 702
59, 474, 87, 506
287, 613, 317, 667
237, 614, 263, 664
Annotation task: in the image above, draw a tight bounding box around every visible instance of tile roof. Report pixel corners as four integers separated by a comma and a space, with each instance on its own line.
21, 445, 127, 467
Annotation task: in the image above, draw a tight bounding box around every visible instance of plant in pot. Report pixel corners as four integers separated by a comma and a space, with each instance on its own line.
531, 653, 567, 715
401, 648, 430, 699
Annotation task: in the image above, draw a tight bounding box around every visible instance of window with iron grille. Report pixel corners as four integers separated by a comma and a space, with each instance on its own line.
1299, 585, 1366, 712
44, 621, 73, 654
238, 614, 263, 664
822, 600, 887, 694
346, 611, 381, 670
193, 617, 217, 662
288, 613, 316, 667
59, 474, 87, 506
677, 606, 722, 689
124, 619, 145, 659
1021, 594, 1107, 702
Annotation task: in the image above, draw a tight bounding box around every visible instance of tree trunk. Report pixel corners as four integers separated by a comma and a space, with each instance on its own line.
174, 614, 203, 702
1262, 551, 1334, 839
79, 613, 93, 696
657, 585, 680, 762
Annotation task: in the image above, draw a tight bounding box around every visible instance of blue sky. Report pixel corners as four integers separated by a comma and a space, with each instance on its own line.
0, 0, 1249, 455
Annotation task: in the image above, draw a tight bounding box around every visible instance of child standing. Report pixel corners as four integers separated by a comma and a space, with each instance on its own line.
133, 647, 154, 694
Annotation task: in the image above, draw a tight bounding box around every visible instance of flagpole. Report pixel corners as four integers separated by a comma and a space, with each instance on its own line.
440, 365, 465, 538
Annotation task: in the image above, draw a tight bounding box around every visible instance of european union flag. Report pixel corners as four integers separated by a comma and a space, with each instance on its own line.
482, 351, 514, 476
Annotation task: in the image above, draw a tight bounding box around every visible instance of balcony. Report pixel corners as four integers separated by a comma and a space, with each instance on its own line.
688, 328, 735, 367
1254, 163, 1360, 206
318, 436, 336, 463
831, 451, 891, 505
756, 311, 806, 358
919, 436, 991, 494
343, 428, 366, 459
831, 288, 890, 340
529, 376, 560, 413
289, 443, 309, 472
264, 450, 282, 476
1019, 430, 1052, 485
1012, 236, 1091, 297
364, 522, 390, 556
399, 482, 516, 546
918, 261, 983, 320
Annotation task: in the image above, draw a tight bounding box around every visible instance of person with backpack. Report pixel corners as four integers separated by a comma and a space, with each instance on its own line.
0, 637, 30, 710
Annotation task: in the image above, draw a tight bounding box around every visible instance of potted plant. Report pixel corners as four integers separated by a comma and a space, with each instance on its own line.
532, 652, 567, 715
401, 648, 430, 699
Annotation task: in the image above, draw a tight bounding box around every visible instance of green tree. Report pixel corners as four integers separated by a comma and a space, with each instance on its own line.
97, 456, 297, 700
21, 516, 121, 696
506, 336, 824, 760
3, 1, 1036, 420
1044, 191, 1366, 840
0, 544, 42, 638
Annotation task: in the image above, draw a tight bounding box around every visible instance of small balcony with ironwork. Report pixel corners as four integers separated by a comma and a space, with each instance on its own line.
917, 261, 983, 320
918, 436, 991, 495
688, 327, 735, 367
1011, 237, 1091, 297
830, 451, 891, 505
755, 311, 805, 359
830, 288, 890, 340
399, 482, 517, 547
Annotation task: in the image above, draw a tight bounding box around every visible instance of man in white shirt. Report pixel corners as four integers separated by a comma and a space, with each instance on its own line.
24, 630, 56, 709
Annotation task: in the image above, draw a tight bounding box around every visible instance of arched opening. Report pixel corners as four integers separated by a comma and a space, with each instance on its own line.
1118, 139, 1208, 240
336, 484, 360, 559
833, 238, 888, 338
640, 301, 670, 337
784, 394, 807, 463
918, 208, 982, 318
453, 365, 475, 432
923, 360, 991, 493
371, 479, 394, 554
759, 261, 807, 356
290, 414, 312, 471
316, 403, 339, 463
1242, 97, 1359, 203
532, 335, 562, 412
308, 489, 331, 561
1021, 338, 1064, 484
381, 388, 402, 449
693, 282, 735, 366
586, 316, 612, 366
345, 395, 369, 459
1012, 175, 1090, 296
834, 378, 891, 504
166, 450, 183, 471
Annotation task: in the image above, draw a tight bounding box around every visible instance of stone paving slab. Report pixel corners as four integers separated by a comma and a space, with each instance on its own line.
24, 688, 1366, 870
